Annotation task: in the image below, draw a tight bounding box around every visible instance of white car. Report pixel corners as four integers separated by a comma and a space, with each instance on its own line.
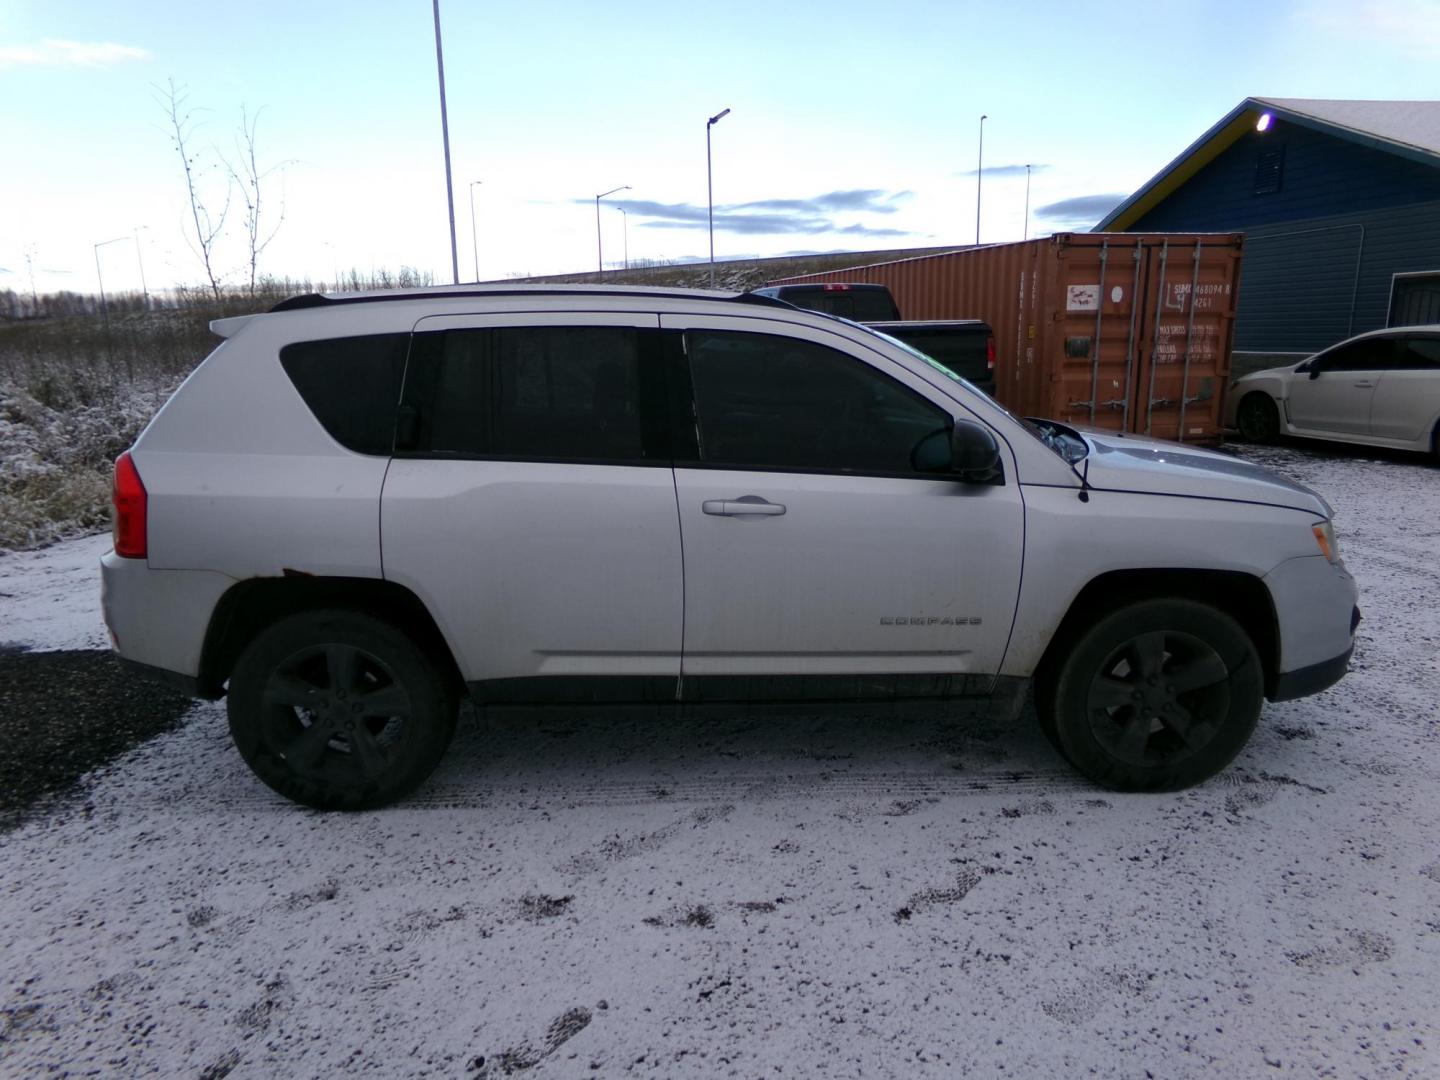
101, 286, 1359, 809
1225, 326, 1440, 455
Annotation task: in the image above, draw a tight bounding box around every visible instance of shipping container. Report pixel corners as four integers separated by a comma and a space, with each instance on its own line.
768, 233, 1245, 444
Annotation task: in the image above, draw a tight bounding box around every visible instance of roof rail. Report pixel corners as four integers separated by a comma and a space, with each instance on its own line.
269, 284, 794, 313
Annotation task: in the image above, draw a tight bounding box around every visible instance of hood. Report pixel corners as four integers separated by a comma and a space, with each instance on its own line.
1078, 431, 1331, 516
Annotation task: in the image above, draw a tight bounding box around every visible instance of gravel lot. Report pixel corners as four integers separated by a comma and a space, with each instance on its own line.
0, 442, 1436, 1078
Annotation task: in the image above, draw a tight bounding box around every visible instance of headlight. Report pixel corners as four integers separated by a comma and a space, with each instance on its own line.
1312, 520, 1339, 562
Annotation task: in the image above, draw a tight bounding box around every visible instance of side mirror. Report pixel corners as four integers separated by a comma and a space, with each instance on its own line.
951, 420, 1003, 484
1308, 365, 1322, 380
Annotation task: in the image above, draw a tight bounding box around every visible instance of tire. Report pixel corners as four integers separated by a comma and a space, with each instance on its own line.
1047, 599, 1262, 792
1236, 393, 1279, 444
227, 610, 457, 810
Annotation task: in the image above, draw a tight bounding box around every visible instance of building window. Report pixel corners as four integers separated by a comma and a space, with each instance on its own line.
1254, 148, 1284, 195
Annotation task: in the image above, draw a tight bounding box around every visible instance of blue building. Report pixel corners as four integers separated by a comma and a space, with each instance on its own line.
1097, 98, 1440, 372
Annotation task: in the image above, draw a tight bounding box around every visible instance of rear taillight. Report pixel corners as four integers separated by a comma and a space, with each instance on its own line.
986, 336, 996, 371
113, 451, 147, 559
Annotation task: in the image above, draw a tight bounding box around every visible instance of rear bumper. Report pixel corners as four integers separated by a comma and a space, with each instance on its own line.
119, 657, 207, 699
101, 550, 235, 696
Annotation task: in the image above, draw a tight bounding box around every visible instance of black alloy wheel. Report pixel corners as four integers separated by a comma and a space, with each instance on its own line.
227, 611, 456, 810
1046, 599, 1263, 791
1236, 393, 1280, 443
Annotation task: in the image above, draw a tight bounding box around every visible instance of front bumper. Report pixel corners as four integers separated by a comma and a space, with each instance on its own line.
1261, 554, 1360, 701
1270, 638, 1355, 701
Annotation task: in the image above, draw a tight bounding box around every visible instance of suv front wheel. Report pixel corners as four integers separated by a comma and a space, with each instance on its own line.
227, 610, 458, 809
1042, 599, 1263, 791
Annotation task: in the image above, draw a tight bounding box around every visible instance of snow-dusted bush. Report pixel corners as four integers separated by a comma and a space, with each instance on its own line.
0, 380, 170, 551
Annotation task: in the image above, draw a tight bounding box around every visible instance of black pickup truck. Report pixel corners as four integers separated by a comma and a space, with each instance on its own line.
866, 320, 996, 398
754, 283, 996, 397
752, 283, 901, 321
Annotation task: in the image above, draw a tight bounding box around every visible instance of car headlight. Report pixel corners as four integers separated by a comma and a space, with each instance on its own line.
1312, 519, 1339, 562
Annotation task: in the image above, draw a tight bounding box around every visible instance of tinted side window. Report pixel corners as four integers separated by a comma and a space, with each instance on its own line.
1395, 337, 1440, 370
686, 330, 949, 474
279, 334, 408, 455
405, 326, 646, 461
1319, 340, 1391, 372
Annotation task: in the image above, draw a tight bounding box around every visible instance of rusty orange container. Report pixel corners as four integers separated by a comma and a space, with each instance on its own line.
768, 233, 1245, 444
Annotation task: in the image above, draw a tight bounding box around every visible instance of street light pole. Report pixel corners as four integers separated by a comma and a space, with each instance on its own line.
706, 107, 730, 287
431, 0, 460, 285
1023, 164, 1032, 241
616, 206, 628, 270
595, 185, 629, 273
132, 227, 150, 308
976, 114, 987, 245
468, 180, 483, 283
94, 235, 130, 374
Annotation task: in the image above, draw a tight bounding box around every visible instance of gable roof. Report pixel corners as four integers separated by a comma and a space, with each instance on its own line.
1097, 97, 1440, 231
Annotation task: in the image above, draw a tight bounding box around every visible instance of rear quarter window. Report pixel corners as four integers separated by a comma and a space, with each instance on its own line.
279, 334, 409, 455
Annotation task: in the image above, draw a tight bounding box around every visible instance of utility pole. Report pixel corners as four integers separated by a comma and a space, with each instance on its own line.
432, 0, 460, 285
595, 185, 629, 273
1023, 164, 1032, 241
976, 114, 987, 245
707, 107, 730, 287
469, 180, 483, 283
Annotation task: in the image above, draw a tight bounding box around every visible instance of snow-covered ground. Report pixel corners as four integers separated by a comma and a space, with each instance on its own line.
1, 444, 1437, 1078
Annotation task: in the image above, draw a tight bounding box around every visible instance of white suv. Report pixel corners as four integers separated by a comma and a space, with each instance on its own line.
102, 286, 1359, 809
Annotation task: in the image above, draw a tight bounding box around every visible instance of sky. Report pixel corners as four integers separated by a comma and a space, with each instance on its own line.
1, 0, 1437, 296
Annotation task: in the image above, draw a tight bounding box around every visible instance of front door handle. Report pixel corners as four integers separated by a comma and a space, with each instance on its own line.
1352, 380, 1376, 388
702, 496, 786, 517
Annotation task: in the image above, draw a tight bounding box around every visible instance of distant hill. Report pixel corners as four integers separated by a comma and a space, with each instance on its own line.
501, 245, 963, 292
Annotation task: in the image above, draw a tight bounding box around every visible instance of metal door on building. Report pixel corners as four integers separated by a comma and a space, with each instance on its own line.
1388, 272, 1440, 327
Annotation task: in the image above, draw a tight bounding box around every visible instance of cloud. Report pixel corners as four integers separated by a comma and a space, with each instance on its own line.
734, 189, 912, 215
0, 39, 151, 68
1033, 193, 1128, 224
956, 163, 1049, 178
1299, 0, 1440, 59
591, 189, 916, 238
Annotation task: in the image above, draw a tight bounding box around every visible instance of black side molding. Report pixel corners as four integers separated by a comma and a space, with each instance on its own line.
1269, 645, 1353, 702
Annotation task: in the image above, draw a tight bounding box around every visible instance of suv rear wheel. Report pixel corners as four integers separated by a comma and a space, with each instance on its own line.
227, 610, 457, 809
1044, 599, 1262, 791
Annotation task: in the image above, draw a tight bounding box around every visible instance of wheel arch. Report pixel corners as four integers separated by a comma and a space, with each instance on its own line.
1034, 568, 1281, 698
197, 576, 463, 699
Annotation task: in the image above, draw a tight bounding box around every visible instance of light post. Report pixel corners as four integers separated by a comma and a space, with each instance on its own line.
595, 185, 629, 273
1023, 164, 1032, 242
468, 180, 483, 283
706, 107, 730, 287
93, 235, 132, 319
615, 206, 628, 270
431, 0, 460, 284
976, 114, 987, 245
133, 227, 150, 308
94, 235, 130, 374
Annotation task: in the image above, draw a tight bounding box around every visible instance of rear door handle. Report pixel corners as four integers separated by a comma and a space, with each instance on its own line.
702, 496, 786, 517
